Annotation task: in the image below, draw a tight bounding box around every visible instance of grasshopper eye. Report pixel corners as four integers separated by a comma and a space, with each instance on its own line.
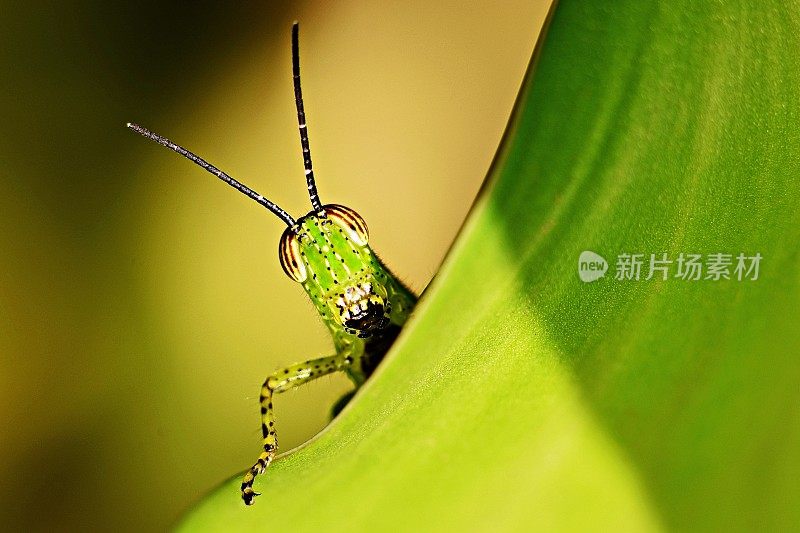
279, 229, 307, 282
324, 204, 369, 246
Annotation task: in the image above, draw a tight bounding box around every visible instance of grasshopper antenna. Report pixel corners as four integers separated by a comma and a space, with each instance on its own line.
126, 123, 296, 227
292, 22, 324, 215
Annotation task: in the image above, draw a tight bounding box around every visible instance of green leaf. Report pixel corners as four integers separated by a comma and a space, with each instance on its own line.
177, 1, 800, 530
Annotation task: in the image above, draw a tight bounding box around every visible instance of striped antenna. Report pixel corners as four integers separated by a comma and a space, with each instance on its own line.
292, 22, 324, 215
126, 123, 296, 227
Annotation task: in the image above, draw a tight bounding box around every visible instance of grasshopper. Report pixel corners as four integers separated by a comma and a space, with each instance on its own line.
128, 22, 417, 505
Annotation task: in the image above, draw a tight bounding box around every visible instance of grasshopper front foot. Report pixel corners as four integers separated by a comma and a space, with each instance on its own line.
240, 445, 275, 505
241, 487, 259, 506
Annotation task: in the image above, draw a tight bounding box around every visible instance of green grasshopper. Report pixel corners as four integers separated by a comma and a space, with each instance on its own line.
127, 23, 417, 505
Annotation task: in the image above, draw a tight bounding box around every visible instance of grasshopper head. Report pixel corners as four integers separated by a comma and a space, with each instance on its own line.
127, 25, 395, 340
279, 204, 391, 338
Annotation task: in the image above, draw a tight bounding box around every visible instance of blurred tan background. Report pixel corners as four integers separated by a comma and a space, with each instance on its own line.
0, 1, 549, 530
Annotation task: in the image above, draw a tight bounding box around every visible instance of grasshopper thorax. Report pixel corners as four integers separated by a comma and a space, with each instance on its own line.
279, 204, 391, 338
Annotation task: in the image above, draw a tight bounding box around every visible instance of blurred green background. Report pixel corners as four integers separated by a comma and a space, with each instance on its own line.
0, 1, 550, 530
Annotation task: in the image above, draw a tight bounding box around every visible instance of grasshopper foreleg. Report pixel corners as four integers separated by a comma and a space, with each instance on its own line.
241, 353, 351, 505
